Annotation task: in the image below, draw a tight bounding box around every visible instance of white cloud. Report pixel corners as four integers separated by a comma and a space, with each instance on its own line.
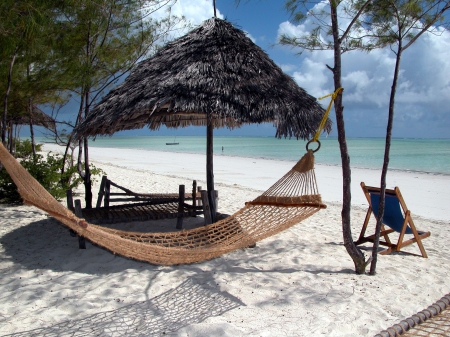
279, 63, 298, 73
149, 0, 223, 40
244, 31, 256, 43
292, 58, 329, 98
276, 2, 450, 137
167, 0, 223, 26
278, 21, 309, 39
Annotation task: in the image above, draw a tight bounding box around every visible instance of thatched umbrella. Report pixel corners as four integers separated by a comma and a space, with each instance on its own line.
73, 18, 331, 220
9, 105, 56, 130
6, 103, 56, 152
6, 104, 56, 155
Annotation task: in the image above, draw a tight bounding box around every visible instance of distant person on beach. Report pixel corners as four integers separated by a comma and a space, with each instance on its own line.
222, 146, 224, 152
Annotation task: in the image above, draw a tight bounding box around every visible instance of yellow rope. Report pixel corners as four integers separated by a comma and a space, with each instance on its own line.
313, 87, 343, 142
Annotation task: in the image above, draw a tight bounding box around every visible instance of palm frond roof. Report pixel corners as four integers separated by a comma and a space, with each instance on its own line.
74, 18, 331, 139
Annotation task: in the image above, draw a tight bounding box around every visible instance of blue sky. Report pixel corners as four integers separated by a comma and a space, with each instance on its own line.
34, 0, 450, 139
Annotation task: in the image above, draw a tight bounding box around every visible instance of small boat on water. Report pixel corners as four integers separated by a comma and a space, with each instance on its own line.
166, 136, 179, 145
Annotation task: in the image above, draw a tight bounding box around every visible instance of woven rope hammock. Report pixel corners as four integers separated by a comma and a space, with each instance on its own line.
0, 143, 326, 265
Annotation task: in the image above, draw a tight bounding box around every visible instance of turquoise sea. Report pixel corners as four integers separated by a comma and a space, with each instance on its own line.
60, 136, 450, 176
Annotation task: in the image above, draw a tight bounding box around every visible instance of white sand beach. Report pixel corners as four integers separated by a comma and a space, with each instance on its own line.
0, 143, 449, 336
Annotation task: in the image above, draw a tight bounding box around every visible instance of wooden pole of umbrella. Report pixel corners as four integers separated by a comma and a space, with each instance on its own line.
209, 0, 218, 219
206, 114, 216, 222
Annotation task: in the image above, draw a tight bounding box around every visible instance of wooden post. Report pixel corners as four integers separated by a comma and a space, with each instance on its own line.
74, 200, 86, 249
197, 186, 202, 207
104, 179, 111, 208
176, 185, 185, 229
214, 190, 219, 210
66, 190, 74, 213
206, 116, 216, 222
66, 190, 77, 237
209, 189, 216, 220
96, 175, 107, 208
192, 180, 197, 217
201, 190, 212, 225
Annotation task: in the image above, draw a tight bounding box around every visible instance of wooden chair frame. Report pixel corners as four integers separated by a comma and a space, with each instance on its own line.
355, 182, 430, 258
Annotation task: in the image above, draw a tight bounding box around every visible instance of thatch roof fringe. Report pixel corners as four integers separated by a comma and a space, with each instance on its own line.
74, 18, 331, 139
9, 105, 56, 131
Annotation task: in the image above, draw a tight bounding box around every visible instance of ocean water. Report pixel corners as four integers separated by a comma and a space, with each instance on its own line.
56, 136, 450, 175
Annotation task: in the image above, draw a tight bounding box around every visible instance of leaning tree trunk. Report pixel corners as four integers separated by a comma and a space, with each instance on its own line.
83, 90, 93, 209
80, 28, 93, 209
64, 93, 86, 182
83, 136, 93, 208
76, 92, 88, 205
330, 1, 366, 274
83, 135, 93, 209
61, 134, 73, 184
369, 44, 402, 275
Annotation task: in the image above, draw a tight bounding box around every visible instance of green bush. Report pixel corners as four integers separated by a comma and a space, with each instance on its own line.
0, 140, 103, 204
15, 139, 42, 158
0, 165, 21, 203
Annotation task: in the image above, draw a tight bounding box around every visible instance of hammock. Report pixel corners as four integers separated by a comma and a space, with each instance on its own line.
0, 143, 326, 265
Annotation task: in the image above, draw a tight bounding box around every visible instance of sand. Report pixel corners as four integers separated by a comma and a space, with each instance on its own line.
0, 143, 449, 336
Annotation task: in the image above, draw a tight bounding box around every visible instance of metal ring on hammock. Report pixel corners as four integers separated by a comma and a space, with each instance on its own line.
306, 140, 321, 153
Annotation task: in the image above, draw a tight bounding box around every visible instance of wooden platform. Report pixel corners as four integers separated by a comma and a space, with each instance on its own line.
66, 178, 219, 250
81, 201, 196, 224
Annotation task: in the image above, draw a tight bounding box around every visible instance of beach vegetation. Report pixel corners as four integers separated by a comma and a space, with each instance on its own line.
0, 0, 68, 151
15, 139, 43, 157
0, 0, 76, 163
0, 139, 103, 204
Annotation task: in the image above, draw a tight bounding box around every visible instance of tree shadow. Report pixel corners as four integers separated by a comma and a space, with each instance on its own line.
1, 277, 244, 336
301, 267, 356, 275
1, 217, 158, 275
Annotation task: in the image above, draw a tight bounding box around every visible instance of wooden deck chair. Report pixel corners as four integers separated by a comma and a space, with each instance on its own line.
355, 182, 430, 258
